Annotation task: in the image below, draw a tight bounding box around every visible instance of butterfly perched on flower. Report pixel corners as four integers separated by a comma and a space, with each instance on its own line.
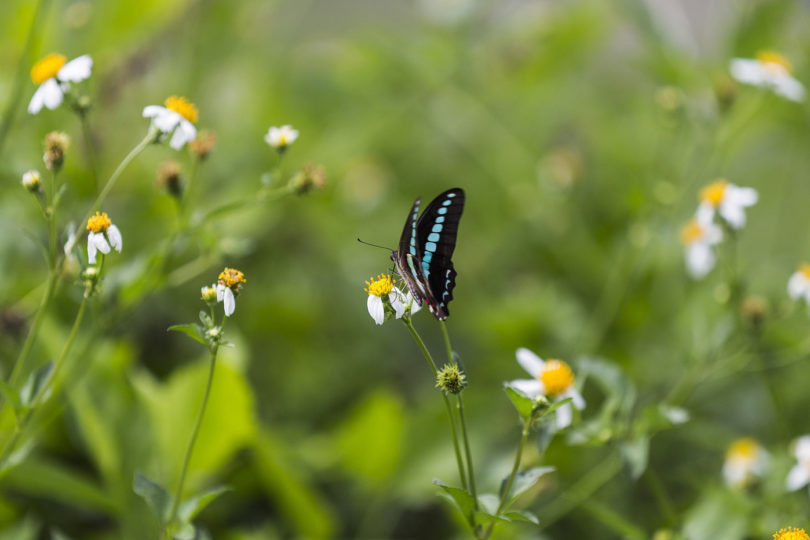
391, 188, 465, 320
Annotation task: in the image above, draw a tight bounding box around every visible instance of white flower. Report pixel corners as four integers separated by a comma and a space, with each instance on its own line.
28, 53, 92, 114
143, 96, 198, 150
364, 274, 406, 325
788, 264, 810, 304
85, 212, 122, 264
722, 437, 767, 488
680, 216, 723, 279
216, 268, 246, 317
697, 179, 758, 230
509, 348, 585, 429
730, 51, 805, 102
21, 170, 41, 191
265, 125, 299, 150
786, 436, 810, 491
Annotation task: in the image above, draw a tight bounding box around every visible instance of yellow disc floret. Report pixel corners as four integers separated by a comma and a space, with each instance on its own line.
726, 437, 759, 461
164, 96, 198, 123
86, 212, 112, 233
218, 267, 246, 289
680, 219, 704, 246
539, 359, 574, 397
700, 179, 728, 207
31, 53, 67, 84
757, 50, 793, 73
365, 274, 394, 297
799, 263, 810, 280
774, 527, 810, 540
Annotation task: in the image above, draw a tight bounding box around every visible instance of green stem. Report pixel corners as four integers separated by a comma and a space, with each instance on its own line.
0, 293, 88, 468
65, 129, 156, 254
7, 272, 58, 389
78, 112, 100, 193
0, 0, 50, 158
168, 344, 219, 529
403, 319, 468, 492
439, 322, 478, 509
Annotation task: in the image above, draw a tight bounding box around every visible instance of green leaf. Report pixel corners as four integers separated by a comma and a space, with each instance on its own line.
178, 485, 231, 523
0, 440, 35, 476
172, 522, 195, 540
167, 324, 208, 346
477, 493, 499, 515
537, 397, 572, 421
503, 384, 534, 419
0, 379, 22, 413
473, 510, 511, 524
620, 436, 649, 480
19, 361, 54, 407
198, 311, 212, 327
133, 471, 173, 525
433, 479, 475, 519
503, 466, 555, 506
503, 510, 539, 525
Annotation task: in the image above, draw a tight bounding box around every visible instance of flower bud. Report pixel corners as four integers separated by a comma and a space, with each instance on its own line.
43, 131, 70, 172
201, 285, 217, 302
436, 364, 467, 394
156, 160, 184, 199
290, 163, 327, 195
189, 131, 216, 160
21, 170, 42, 193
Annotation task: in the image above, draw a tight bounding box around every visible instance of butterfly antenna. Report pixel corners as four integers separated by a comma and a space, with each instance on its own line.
357, 238, 393, 251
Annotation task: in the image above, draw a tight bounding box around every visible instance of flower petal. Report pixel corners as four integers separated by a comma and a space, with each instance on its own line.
695, 203, 715, 226
106, 224, 122, 252
153, 109, 182, 133
508, 379, 543, 398
169, 119, 197, 150
143, 105, 165, 118
367, 295, 385, 325
795, 435, 810, 461
728, 186, 758, 207
390, 288, 405, 319
223, 287, 235, 316
92, 231, 111, 254
788, 272, 808, 300
564, 388, 586, 410
555, 401, 573, 429
515, 347, 544, 378
29, 79, 63, 114
730, 59, 767, 85
216, 283, 226, 302
87, 234, 97, 264
57, 55, 92, 83
786, 463, 810, 491
686, 243, 715, 278
773, 73, 806, 102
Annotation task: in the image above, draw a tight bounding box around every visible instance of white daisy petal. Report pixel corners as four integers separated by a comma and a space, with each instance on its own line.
106, 225, 122, 252
786, 463, 810, 491
774, 74, 805, 102
730, 59, 767, 85
795, 436, 810, 461
143, 105, 165, 118
57, 54, 92, 82
28, 82, 49, 114
222, 287, 235, 316
92, 232, 111, 254
508, 379, 544, 399
516, 348, 544, 378
169, 119, 197, 150
216, 283, 226, 302
87, 234, 98, 264
719, 201, 746, 229
555, 401, 573, 429
367, 295, 384, 325
723, 460, 747, 487
695, 203, 715, 226
564, 388, 586, 410
30, 79, 64, 113
728, 186, 758, 207
788, 272, 808, 300
154, 110, 183, 133
390, 288, 406, 319
686, 243, 715, 278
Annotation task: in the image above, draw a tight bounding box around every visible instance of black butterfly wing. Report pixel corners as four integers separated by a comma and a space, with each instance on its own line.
416, 188, 465, 319
394, 197, 432, 308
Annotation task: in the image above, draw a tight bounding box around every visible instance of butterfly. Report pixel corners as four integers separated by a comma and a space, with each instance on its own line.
391, 188, 465, 320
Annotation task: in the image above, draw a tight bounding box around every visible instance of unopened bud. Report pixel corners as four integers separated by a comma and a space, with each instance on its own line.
157, 161, 184, 198
290, 163, 327, 195
21, 170, 42, 193
43, 131, 70, 172
436, 364, 467, 394
189, 131, 216, 160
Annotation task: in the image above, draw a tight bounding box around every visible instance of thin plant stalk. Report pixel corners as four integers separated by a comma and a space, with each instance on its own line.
439, 321, 478, 509
403, 318, 468, 492
168, 340, 220, 532
78, 112, 100, 193
0, 292, 89, 468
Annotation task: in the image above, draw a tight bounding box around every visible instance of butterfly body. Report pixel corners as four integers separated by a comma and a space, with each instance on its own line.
391, 188, 465, 320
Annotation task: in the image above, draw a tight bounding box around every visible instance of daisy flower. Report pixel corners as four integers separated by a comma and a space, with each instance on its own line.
730, 51, 805, 102
697, 179, 758, 230
364, 274, 406, 325
786, 435, 810, 492
265, 125, 299, 151
216, 267, 246, 317
28, 53, 92, 114
86, 212, 122, 264
788, 264, 810, 304
21, 170, 41, 192
773, 527, 810, 540
722, 437, 767, 488
509, 348, 585, 429
143, 96, 199, 150
680, 217, 723, 278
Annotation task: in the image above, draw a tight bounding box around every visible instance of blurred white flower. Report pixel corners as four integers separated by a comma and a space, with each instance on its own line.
217, 268, 246, 317
265, 125, 299, 151
722, 437, 767, 488
21, 170, 41, 192
364, 274, 405, 325
680, 217, 723, 279
509, 348, 585, 429
86, 212, 122, 264
730, 51, 805, 102
697, 179, 758, 230
786, 436, 810, 491
28, 53, 92, 114
788, 264, 810, 304
143, 96, 198, 150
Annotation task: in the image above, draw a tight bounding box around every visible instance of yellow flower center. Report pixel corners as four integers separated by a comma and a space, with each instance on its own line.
365, 274, 394, 297
31, 53, 67, 84
757, 50, 792, 74
218, 267, 246, 289
539, 359, 574, 397
800, 263, 810, 280
680, 219, 705, 245
700, 179, 728, 207
726, 437, 759, 461
86, 212, 112, 233
164, 96, 198, 123
774, 527, 810, 540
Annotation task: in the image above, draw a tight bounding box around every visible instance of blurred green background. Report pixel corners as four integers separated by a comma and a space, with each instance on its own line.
2, 0, 810, 538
